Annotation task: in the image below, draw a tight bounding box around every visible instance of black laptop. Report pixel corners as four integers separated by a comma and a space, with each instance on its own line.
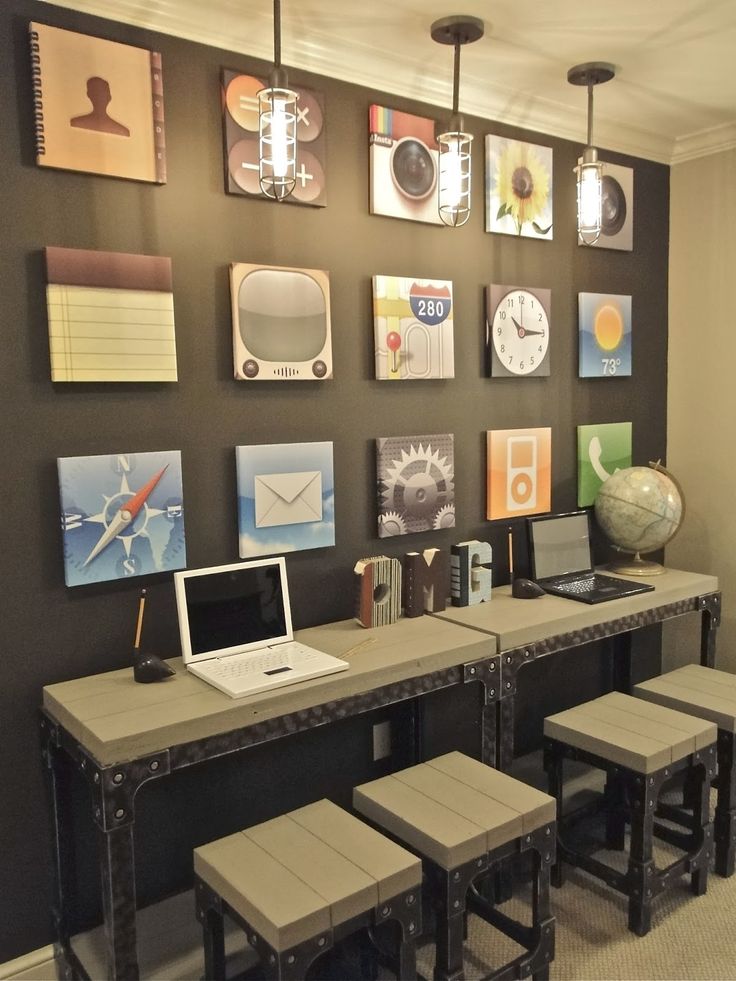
527, 511, 655, 604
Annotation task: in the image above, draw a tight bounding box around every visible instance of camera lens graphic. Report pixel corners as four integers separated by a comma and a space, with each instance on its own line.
600, 175, 626, 236
390, 137, 436, 200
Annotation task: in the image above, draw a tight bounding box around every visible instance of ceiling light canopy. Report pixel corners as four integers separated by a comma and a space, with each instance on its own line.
259, 0, 299, 201
568, 61, 615, 245
431, 15, 484, 228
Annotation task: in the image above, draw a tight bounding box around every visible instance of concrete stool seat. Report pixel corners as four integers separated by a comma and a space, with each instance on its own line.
634, 663, 736, 876
544, 691, 717, 936
194, 799, 422, 980
354, 752, 556, 981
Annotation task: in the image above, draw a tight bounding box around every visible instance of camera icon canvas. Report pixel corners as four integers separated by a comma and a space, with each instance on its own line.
369, 105, 442, 225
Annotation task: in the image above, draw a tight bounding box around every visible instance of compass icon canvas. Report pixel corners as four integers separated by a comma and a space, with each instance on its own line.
376, 434, 455, 537
58, 450, 185, 587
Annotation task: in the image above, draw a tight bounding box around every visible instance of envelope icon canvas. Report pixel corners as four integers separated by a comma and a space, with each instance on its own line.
254, 471, 323, 528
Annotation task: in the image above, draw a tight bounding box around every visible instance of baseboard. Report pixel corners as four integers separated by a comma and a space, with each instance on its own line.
0, 946, 58, 981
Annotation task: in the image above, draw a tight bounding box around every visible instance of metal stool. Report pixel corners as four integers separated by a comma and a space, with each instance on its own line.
635, 663, 736, 876
194, 798, 422, 980
354, 751, 556, 981
544, 690, 717, 936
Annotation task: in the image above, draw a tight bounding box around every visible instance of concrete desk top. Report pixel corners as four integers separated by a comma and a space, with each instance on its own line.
432, 568, 718, 654
42, 614, 492, 766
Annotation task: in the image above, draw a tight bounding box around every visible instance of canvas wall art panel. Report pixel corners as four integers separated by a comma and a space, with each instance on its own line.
29, 22, 165, 183
369, 105, 442, 225
45, 246, 177, 382
486, 428, 551, 520
485, 136, 553, 239
236, 442, 335, 558
58, 450, 185, 587
580, 162, 633, 251
486, 284, 551, 377
577, 422, 632, 507
579, 292, 632, 378
231, 263, 332, 380
373, 275, 454, 380
221, 69, 326, 206
376, 434, 455, 537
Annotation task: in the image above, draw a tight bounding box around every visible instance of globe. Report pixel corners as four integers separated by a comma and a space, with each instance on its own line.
594, 463, 684, 575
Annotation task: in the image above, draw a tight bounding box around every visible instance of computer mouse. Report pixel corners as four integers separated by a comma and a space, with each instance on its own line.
512, 577, 545, 599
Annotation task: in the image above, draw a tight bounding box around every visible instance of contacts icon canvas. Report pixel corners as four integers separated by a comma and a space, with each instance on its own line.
236, 442, 335, 558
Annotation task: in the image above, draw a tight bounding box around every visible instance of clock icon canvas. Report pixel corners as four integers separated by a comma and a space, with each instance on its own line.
579, 293, 632, 377
487, 284, 551, 377
58, 450, 185, 587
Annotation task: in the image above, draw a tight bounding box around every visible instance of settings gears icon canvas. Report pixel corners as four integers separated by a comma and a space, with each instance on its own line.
376, 434, 455, 538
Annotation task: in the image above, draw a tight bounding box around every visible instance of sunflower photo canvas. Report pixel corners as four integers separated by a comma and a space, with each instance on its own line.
485, 136, 553, 240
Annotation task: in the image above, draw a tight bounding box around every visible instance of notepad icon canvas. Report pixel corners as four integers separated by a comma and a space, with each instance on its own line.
45, 246, 177, 382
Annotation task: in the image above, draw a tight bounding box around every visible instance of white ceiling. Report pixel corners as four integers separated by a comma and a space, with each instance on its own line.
43, 0, 736, 164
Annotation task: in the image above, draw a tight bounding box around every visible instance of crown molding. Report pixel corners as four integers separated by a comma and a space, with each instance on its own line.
671, 122, 736, 166
40, 0, 733, 166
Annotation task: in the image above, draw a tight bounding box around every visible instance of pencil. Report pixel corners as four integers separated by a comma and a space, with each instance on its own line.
133, 589, 146, 650
508, 526, 514, 580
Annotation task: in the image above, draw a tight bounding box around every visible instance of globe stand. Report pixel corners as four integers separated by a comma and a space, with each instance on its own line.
608, 551, 666, 576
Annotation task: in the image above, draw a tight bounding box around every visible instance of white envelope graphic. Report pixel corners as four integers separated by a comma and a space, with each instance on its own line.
254, 471, 323, 528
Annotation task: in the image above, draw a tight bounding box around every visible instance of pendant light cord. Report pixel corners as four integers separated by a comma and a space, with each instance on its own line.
452, 38, 461, 115
273, 0, 282, 69
587, 82, 594, 147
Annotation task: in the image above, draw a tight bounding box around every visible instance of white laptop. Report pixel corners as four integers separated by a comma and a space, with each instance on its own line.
174, 557, 348, 699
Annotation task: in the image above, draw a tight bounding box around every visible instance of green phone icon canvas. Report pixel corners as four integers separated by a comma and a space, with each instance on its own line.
577, 422, 632, 507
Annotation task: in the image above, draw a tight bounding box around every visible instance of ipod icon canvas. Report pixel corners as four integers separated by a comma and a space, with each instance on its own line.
486, 428, 551, 521
579, 293, 632, 377
369, 105, 442, 225
577, 422, 632, 507
231, 263, 332, 380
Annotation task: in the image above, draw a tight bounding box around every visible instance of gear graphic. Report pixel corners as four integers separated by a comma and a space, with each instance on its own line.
381, 442, 454, 533
432, 504, 456, 530
378, 510, 408, 538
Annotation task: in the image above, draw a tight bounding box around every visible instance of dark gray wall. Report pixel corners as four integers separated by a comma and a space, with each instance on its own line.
0, 0, 669, 961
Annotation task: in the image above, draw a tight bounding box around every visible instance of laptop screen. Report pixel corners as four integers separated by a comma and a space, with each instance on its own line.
175, 558, 292, 664
528, 512, 594, 580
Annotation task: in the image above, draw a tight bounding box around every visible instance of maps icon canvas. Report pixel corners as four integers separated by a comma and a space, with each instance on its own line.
373, 276, 454, 380
58, 450, 185, 587
579, 293, 631, 378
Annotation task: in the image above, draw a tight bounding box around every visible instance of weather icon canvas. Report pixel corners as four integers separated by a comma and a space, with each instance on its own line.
236, 442, 335, 558
58, 450, 185, 587
376, 434, 455, 537
579, 293, 632, 377
577, 422, 632, 506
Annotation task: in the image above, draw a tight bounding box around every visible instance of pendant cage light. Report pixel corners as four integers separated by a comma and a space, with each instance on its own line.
259, 0, 299, 201
567, 62, 615, 245
431, 16, 484, 227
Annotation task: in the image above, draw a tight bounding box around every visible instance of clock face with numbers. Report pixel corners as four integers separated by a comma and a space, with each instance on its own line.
488, 285, 551, 377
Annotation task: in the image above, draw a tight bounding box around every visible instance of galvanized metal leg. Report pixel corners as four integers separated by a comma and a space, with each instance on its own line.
699, 593, 721, 668
40, 716, 79, 979
543, 742, 566, 888
96, 824, 139, 980
627, 779, 655, 937
611, 632, 633, 693
715, 730, 736, 877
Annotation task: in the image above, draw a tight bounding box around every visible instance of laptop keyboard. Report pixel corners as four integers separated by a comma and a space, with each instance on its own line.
556, 576, 597, 594
209, 642, 319, 679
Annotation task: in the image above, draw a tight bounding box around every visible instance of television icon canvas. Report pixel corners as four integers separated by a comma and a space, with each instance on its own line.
231, 263, 332, 381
